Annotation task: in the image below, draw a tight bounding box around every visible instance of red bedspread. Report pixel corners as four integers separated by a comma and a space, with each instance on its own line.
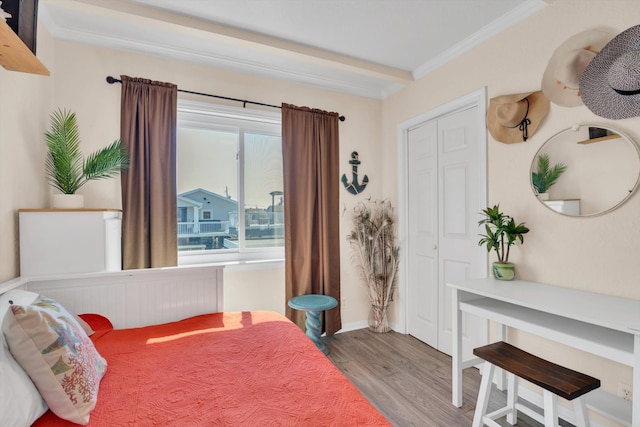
32, 311, 390, 426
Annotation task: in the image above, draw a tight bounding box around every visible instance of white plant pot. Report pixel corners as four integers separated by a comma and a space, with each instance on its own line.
537, 192, 549, 201
52, 194, 84, 209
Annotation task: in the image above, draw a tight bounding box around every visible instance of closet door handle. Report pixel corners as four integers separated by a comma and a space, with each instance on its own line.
432, 245, 437, 250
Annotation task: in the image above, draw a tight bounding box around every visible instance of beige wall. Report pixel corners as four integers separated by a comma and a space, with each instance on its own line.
0, 24, 54, 282
382, 0, 638, 422
224, 264, 285, 314
46, 39, 383, 328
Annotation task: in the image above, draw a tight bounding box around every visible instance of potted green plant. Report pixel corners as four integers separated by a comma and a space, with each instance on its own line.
531, 153, 567, 200
478, 204, 529, 281
45, 109, 129, 208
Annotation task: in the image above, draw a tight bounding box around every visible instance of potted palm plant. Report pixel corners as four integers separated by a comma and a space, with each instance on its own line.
478, 204, 529, 281
531, 153, 567, 200
45, 109, 129, 208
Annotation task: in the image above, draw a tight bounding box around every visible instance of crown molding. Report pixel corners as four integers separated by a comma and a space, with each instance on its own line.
412, 0, 547, 81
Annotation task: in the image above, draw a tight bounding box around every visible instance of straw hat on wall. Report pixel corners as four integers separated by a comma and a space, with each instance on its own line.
541, 29, 612, 107
487, 91, 550, 144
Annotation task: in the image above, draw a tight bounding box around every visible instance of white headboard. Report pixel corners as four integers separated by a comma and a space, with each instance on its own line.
0, 265, 224, 329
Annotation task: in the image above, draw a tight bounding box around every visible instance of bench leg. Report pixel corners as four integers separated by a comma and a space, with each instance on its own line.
495, 323, 507, 391
506, 372, 518, 425
473, 361, 495, 427
542, 390, 559, 427
573, 396, 590, 427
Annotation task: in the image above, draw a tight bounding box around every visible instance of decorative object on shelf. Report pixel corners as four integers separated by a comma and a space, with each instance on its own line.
0, 2, 11, 21
584, 126, 618, 143
478, 204, 529, 281
486, 91, 550, 143
341, 151, 369, 195
542, 29, 612, 107
580, 24, 640, 119
45, 109, 129, 208
347, 199, 399, 332
531, 153, 567, 199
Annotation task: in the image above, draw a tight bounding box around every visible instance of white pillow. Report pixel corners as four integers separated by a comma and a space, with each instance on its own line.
0, 289, 48, 427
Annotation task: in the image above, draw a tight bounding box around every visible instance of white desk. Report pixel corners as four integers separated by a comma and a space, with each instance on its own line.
449, 278, 640, 427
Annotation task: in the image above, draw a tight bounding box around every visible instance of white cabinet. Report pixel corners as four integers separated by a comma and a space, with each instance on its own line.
19, 209, 122, 277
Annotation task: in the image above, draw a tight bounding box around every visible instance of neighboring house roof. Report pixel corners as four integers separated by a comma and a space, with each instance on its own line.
179, 188, 238, 209
177, 195, 202, 208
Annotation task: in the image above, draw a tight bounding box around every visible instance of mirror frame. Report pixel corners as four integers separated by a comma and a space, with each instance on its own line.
530, 123, 640, 217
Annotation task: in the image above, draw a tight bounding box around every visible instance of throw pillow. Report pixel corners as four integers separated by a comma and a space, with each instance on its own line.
3, 295, 107, 425
0, 289, 48, 427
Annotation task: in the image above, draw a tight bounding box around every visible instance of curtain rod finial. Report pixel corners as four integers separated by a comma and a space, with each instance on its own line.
106, 76, 120, 84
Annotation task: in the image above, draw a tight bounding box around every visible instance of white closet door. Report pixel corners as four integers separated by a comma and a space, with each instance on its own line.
436, 106, 485, 356
406, 105, 485, 358
407, 120, 439, 346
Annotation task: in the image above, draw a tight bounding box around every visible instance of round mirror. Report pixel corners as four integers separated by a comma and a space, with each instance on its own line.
530, 123, 640, 216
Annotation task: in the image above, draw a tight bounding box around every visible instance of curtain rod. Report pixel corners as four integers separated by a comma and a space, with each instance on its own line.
106, 76, 345, 122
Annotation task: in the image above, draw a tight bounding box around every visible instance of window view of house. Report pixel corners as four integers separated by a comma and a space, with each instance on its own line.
177, 103, 283, 255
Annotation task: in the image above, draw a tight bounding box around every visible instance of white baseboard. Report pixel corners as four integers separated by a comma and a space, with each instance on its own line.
338, 320, 368, 333
337, 318, 403, 333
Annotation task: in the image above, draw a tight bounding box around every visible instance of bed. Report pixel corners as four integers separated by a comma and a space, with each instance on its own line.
1, 273, 390, 426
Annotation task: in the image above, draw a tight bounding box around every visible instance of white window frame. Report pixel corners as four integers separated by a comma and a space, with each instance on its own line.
176, 99, 284, 266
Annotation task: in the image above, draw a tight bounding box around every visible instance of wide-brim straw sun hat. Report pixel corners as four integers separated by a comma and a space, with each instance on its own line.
487, 91, 550, 144
542, 29, 612, 107
580, 25, 640, 119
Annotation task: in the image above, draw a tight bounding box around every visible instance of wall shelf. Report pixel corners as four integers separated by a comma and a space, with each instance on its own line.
0, 20, 49, 75
577, 134, 620, 145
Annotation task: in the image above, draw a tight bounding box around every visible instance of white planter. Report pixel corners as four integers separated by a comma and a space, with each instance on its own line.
52, 194, 84, 209
537, 192, 549, 201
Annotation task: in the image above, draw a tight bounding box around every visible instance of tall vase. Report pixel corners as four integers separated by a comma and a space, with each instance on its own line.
368, 304, 391, 333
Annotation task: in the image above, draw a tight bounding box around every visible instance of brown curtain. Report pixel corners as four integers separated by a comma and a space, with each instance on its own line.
120, 75, 178, 269
282, 103, 341, 335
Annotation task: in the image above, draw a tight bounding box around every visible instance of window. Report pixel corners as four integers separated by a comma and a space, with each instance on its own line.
176, 100, 284, 263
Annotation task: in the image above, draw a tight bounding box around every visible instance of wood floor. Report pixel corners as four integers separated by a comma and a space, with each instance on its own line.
324, 329, 552, 427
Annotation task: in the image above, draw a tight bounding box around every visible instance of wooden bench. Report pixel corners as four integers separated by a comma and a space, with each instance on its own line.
472, 341, 600, 427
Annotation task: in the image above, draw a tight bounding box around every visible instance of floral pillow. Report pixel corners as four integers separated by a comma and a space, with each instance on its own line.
3, 295, 107, 425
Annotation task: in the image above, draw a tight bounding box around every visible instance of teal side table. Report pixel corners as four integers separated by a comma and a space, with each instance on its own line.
288, 294, 338, 355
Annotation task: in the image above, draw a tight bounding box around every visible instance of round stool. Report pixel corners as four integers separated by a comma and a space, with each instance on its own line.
288, 294, 338, 355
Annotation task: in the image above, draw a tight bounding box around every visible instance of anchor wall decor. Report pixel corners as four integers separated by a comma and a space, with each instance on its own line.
342, 151, 369, 195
